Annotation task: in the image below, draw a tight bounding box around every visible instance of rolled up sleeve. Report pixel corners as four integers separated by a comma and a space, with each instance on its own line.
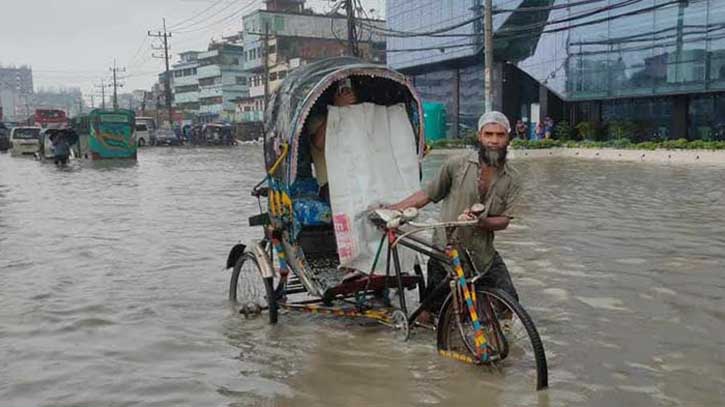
423, 158, 454, 203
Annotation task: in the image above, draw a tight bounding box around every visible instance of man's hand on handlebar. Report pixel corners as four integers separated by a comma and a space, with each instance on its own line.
458, 203, 486, 221
458, 208, 477, 222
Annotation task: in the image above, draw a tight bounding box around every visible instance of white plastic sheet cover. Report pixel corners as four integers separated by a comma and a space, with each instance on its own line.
325, 103, 420, 273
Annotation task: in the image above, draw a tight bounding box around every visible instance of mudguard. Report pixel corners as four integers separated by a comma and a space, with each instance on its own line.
250, 240, 275, 279
226, 243, 246, 269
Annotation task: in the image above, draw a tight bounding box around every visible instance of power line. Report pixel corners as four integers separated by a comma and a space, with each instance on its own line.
570, 23, 725, 46
496, 0, 645, 36
169, 0, 243, 32
173, 0, 261, 35
359, 15, 480, 38
128, 36, 151, 68
167, 0, 229, 29
385, 43, 474, 53
497, 0, 681, 39
380, 0, 679, 50
380, 0, 609, 39
495, 0, 609, 13
370, 0, 644, 39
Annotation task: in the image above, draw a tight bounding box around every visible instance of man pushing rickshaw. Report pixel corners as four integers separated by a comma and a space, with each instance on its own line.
225, 57, 547, 390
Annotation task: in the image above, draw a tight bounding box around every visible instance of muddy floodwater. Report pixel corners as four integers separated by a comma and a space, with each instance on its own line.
1, 146, 724, 406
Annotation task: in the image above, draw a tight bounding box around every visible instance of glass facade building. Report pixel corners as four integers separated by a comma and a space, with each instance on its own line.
387, 0, 725, 140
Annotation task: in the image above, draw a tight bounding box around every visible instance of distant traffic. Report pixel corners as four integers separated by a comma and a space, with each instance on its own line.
0, 108, 256, 164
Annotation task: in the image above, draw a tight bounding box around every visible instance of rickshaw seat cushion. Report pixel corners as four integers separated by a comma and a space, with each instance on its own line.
290, 177, 331, 225
293, 198, 332, 226
289, 177, 320, 199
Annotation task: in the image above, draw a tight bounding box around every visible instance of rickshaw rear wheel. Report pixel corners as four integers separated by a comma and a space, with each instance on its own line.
229, 252, 278, 324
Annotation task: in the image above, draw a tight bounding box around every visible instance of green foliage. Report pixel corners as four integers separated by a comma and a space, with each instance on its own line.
635, 141, 658, 150
510, 139, 562, 149
607, 137, 632, 149
429, 135, 477, 149
607, 121, 632, 140
554, 121, 573, 141
660, 138, 690, 150
696, 126, 714, 141
510, 139, 528, 150
509, 138, 725, 151
574, 121, 595, 141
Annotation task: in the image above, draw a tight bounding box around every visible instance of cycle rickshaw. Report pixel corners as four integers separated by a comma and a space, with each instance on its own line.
226, 57, 548, 390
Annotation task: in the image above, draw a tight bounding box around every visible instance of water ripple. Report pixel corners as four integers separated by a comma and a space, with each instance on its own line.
1, 149, 724, 406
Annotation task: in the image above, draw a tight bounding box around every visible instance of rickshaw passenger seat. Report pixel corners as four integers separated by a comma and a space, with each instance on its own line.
289, 177, 320, 198
290, 177, 332, 226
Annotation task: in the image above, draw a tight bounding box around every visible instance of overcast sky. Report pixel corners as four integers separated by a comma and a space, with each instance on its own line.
0, 0, 385, 101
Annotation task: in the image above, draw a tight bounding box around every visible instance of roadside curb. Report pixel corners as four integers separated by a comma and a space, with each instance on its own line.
429, 147, 724, 165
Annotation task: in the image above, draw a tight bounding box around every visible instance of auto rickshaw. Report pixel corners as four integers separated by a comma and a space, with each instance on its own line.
202, 123, 234, 145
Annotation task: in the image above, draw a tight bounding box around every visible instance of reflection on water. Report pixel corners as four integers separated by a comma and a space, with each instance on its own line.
1, 147, 724, 406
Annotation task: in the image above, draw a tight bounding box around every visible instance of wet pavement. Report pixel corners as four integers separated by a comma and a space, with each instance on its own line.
1, 146, 724, 406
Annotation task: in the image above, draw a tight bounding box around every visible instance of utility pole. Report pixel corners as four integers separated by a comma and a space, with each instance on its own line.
78, 98, 83, 114
91, 95, 95, 109
263, 22, 270, 111
110, 59, 126, 110
149, 18, 173, 126
484, 0, 494, 113
344, 0, 359, 57
141, 91, 147, 116
94, 79, 110, 110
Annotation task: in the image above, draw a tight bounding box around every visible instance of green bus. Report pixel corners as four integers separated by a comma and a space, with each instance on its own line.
88, 109, 136, 160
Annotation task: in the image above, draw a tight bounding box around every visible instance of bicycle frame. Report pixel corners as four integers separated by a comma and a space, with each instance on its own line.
384, 228, 494, 363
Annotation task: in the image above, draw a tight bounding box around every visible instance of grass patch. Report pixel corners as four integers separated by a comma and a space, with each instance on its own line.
510, 138, 725, 151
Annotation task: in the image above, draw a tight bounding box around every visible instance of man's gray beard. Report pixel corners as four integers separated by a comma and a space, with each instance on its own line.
479, 145, 508, 168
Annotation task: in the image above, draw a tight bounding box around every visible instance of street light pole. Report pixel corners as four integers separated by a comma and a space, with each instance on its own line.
263, 22, 270, 112
484, 0, 493, 113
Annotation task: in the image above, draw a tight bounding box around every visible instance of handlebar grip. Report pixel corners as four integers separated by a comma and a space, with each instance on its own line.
470, 203, 485, 216
402, 207, 418, 220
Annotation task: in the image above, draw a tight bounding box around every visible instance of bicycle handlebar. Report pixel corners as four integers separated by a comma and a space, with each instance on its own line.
368, 204, 483, 233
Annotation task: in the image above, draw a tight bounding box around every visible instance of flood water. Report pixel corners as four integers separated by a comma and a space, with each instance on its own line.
1, 146, 724, 406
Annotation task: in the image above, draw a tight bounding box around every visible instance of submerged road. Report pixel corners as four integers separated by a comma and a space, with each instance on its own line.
1, 146, 723, 406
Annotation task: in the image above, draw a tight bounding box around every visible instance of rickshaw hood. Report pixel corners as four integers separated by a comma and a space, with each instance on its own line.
263, 56, 424, 183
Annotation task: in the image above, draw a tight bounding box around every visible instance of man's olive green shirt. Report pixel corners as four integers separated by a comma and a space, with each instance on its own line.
423, 152, 521, 273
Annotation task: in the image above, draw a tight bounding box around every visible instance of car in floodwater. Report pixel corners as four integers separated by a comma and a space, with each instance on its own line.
9, 127, 41, 156
154, 128, 181, 146
135, 123, 152, 147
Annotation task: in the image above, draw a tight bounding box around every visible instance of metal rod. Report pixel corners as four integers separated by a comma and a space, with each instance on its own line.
396, 239, 450, 265
391, 245, 408, 316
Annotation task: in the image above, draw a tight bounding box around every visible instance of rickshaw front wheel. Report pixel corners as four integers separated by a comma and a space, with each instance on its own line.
229, 252, 278, 324
436, 287, 548, 390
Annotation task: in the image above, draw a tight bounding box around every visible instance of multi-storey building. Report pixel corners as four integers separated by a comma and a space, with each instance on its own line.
0, 65, 34, 121
171, 51, 201, 117
236, 2, 385, 122
196, 42, 249, 123
387, 0, 725, 140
